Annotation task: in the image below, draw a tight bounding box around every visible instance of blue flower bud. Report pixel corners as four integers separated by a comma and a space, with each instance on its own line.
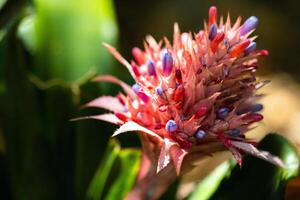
155, 86, 164, 96
209, 24, 218, 40
217, 107, 230, 119
132, 83, 141, 93
229, 128, 241, 137
162, 52, 173, 76
240, 16, 258, 36
244, 42, 257, 55
250, 104, 263, 113
195, 129, 207, 139
160, 48, 168, 57
165, 120, 177, 132
147, 60, 156, 76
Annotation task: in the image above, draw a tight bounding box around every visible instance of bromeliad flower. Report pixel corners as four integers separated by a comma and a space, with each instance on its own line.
76, 6, 284, 199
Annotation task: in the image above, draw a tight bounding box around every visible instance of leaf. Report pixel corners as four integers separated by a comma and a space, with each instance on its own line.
33, 0, 119, 81
0, 0, 7, 10
82, 96, 124, 112
112, 121, 163, 142
188, 161, 233, 200
231, 141, 285, 168
103, 43, 137, 80
17, 14, 36, 53
104, 149, 141, 200
86, 139, 141, 200
86, 139, 120, 200
169, 144, 187, 175
71, 113, 122, 125
210, 133, 300, 200
157, 140, 172, 173
93, 75, 136, 99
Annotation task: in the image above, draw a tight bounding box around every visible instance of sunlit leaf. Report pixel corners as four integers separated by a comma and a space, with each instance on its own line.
0, 0, 7, 10
87, 139, 120, 200
17, 13, 36, 53
104, 149, 141, 200
210, 133, 299, 200
188, 161, 233, 200
33, 0, 119, 81
86, 139, 141, 200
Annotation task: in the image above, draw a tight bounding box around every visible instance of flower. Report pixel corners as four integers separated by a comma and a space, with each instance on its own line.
79, 6, 284, 178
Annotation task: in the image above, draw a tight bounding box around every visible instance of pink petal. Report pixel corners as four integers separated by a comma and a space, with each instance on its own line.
82, 96, 124, 112
103, 43, 137, 80
112, 121, 163, 142
93, 75, 136, 99
70, 113, 122, 124
157, 142, 171, 173
169, 144, 188, 175
137, 152, 151, 182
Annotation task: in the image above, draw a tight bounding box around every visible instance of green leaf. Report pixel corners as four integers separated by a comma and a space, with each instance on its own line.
210, 133, 299, 200
0, 0, 7, 10
87, 139, 120, 200
32, 0, 119, 81
17, 13, 36, 53
104, 149, 141, 200
188, 160, 234, 200
86, 139, 141, 200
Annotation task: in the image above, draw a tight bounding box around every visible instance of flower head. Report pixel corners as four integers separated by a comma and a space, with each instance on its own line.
80, 6, 284, 176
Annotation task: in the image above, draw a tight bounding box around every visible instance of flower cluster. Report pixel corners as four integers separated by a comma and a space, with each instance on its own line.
79, 6, 284, 176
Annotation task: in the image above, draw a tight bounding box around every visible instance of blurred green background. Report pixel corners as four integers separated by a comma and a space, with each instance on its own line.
0, 0, 300, 200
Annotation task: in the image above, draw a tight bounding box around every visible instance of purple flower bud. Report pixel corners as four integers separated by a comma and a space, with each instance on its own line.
147, 60, 156, 76
209, 24, 218, 40
123, 106, 128, 112
162, 52, 173, 76
155, 86, 164, 96
160, 48, 168, 57
236, 104, 263, 115
195, 129, 206, 139
240, 16, 258, 36
165, 120, 177, 132
223, 39, 229, 47
132, 83, 150, 103
244, 42, 257, 55
217, 107, 230, 119
137, 92, 150, 103
132, 83, 141, 93
250, 104, 263, 113
229, 128, 241, 137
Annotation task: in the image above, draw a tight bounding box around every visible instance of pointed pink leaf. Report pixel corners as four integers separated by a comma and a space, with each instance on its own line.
112, 121, 163, 141
70, 113, 122, 125
102, 43, 137, 80
137, 152, 151, 181
229, 147, 242, 167
157, 142, 171, 173
82, 96, 124, 112
93, 75, 136, 99
169, 144, 188, 175
255, 80, 271, 90
231, 141, 286, 168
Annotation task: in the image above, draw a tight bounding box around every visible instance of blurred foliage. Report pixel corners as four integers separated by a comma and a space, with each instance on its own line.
0, 0, 119, 200
32, 0, 118, 81
188, 161, 234, 200
188, 134, 299, 200
0, 0, 6, 10
87, 139, 140, 200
